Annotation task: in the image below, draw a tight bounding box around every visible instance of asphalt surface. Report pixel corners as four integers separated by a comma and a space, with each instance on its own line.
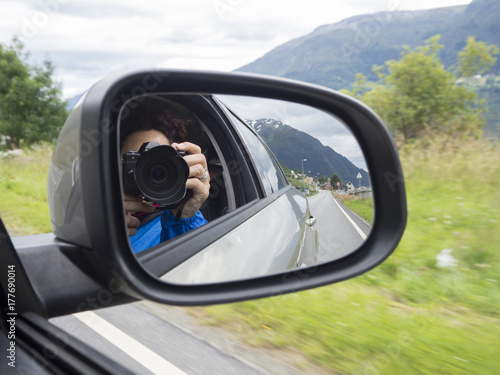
50, 302, 274, 375
307, 190, 372, 263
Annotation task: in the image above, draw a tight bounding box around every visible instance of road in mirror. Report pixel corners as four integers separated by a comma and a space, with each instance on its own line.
217, 95, 373, 265
120, 93, 372, 284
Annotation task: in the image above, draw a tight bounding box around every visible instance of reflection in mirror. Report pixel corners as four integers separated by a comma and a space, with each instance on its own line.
120, 94, 372, 284
216, 95, 373, 265
119, 95, 214, 254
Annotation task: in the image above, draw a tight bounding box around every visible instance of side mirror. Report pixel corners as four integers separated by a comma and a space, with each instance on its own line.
48, 70, 406, 306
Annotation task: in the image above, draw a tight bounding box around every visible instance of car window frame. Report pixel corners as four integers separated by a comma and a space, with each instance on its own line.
213, 96, 289, 198
131, 93, 298, 274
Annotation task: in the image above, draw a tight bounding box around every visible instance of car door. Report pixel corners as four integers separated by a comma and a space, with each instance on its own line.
216, 97, 319, 269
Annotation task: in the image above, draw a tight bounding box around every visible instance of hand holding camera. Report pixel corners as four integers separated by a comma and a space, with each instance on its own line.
122, 141, 190, 206
171, 142, 211, 219
122, 141, 210, 222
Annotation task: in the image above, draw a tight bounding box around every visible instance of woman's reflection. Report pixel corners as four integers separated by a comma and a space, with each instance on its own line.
120, 105, 210, 253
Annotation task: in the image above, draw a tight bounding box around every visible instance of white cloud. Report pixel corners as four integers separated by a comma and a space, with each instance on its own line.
0, 0, 469, 98
0, 0, 469, 171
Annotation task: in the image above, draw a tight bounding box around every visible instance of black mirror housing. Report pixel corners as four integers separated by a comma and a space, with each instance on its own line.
48, 69, 407, 306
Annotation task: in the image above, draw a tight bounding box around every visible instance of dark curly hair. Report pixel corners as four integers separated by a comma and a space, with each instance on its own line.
119, 98, 194, 150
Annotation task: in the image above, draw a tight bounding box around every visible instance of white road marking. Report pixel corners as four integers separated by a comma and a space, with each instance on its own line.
73, 311, 187, 375
329, 194, 367, 240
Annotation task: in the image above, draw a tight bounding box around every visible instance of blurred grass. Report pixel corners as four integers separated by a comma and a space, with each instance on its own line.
335, 193, 374, 224
2, 137, 500, 374
0, 143, 53, 236
199, 135, 500, 374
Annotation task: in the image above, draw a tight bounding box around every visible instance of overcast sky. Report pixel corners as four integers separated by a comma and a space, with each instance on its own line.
1, 0, 470, 100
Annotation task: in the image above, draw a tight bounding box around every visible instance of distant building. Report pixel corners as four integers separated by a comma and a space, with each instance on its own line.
345, 182, 355, 194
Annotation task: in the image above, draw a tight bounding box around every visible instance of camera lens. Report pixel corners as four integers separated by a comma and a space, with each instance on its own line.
134, 144, 189, 205
150, 165, 167, 184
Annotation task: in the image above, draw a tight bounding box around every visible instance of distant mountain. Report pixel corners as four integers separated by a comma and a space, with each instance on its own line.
238, 0, 500, 90
248, 119, 369, 187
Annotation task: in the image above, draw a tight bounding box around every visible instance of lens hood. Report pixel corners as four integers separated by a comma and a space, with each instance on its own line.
134, 143, 189, 205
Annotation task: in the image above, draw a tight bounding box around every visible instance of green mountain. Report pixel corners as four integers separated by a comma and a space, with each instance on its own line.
238, 0, 500, 90
248, 119, 369, 187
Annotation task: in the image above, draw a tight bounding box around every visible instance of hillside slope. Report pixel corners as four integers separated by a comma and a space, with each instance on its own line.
249, 119, 369, 187
238, 0, 499, 90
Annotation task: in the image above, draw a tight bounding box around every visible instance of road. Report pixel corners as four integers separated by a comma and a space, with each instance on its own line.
50, 302, 302, 375
307, 190, 371, 263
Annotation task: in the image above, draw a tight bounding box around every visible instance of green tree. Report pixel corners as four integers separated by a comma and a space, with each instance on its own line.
457, 36, 499, 78
343, 35, 485, 142
0, 38, 67, 149
318, 175, 328, 184
331, 174, 341, 189
281, 164, 291, 177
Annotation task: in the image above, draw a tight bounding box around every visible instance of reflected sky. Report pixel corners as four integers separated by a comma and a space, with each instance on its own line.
217, 95, 367, 170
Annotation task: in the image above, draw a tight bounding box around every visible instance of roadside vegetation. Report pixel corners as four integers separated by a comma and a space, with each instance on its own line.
341, 35, 497, 142
0, 38, 67, 149
0, 38, 65, 235
282, 165, 319, 196
200, 134, 500, 374
197, 36, 500, 374
334, 193, 374, 224
0, 144, 53, 236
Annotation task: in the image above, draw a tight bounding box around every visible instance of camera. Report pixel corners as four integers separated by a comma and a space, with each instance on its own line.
122, 142, 190, 206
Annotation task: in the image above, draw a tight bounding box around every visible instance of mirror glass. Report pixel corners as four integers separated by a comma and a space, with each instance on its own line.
118, 93, 372, 284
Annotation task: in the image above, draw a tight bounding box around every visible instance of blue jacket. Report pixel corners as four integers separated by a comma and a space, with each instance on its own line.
130, 209, 207, 253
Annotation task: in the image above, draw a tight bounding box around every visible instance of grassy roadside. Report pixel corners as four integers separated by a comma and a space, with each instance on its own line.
0, 144, 53, 236
199, 135, 500, 374
2, 137, 499, 374
334, 193, 374, 224
288, 176, 319, 197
